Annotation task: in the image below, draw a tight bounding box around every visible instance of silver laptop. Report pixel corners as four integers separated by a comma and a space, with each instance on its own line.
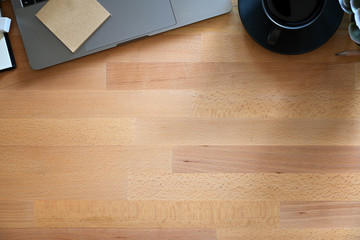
11, 0, 232, 70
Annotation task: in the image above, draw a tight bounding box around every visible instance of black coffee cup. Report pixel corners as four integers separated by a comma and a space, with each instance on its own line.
263, 0, 326, 45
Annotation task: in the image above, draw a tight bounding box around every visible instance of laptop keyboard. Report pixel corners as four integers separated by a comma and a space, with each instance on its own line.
21, 0, 47, 7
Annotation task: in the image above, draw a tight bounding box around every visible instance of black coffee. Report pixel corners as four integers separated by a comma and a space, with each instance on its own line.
264, 0, 324, 27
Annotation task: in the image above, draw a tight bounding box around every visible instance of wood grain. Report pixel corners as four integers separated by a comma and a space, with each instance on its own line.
33, 200, 279, 228
0, 146, 171, 174
1, 0, 360, 238
107, 62, 355, 90
280, 202, 360, 228
0, 229, 215, 240
128, 173, 360, 201
3, 90, 360, 119
193, 90, 360, 118
0, 201, 33, 228
135, 118, 360, 146
0, 118, 134, 146
173, 146, 360, 173
0, 173, 127, 201
0, 91, 194, 118
217, 229, 360, 240
0, 146, 171, 200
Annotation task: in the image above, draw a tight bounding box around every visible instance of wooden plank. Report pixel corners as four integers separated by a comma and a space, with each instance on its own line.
33, 200, 279, 228
106, 62, 355, 90
0, 91, 194, 118
0, 146, 171, 174
0, 118, 134, 146
0, 146, 170, 200
0, 201, 33, 228
173, 146, 360, 173
127, 173, 360, 201
0, 229, 215, 240
193, 90, 360, 118
0, 171, 127, 200
135, 118, 360, 146
2, 90, 360, 119
217, 229, 360, 240
280, 202, 360, 228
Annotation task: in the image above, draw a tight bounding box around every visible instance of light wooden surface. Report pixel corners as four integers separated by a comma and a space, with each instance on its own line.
1, 0, 360, 239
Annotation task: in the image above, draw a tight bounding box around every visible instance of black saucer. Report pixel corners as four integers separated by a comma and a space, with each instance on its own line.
238, 0, 344, 54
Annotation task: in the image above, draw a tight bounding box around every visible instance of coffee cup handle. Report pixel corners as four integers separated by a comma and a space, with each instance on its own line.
267, 27, 281, 45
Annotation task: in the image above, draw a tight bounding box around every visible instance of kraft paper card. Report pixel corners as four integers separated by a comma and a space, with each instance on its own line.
36, 0, 111, 52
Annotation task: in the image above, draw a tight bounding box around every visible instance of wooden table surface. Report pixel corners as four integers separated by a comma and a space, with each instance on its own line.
1, 0, 360, 239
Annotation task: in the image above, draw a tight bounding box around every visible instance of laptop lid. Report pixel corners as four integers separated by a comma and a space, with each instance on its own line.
11, 0, 232, 70
11, 0, 176, 69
